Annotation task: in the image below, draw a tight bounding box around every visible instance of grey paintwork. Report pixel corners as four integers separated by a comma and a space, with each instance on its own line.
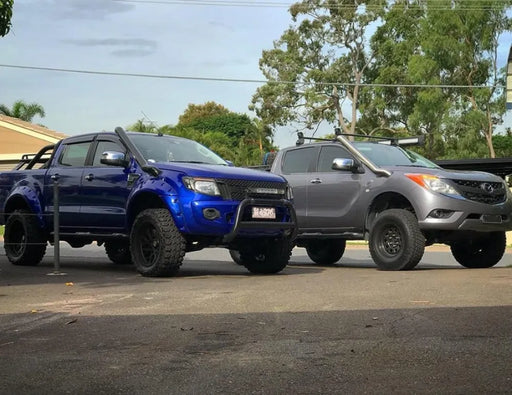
271, 139, 512, 242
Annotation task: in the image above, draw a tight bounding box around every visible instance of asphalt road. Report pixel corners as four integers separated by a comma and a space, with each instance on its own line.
0, 243, 511, 394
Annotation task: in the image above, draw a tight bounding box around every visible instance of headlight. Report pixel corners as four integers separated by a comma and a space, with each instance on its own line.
406, 174, 461, 197
505, 182, 512, 197
183, 177, 220, 196
286, 185, 294, 200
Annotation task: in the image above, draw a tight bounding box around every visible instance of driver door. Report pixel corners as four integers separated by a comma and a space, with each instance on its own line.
305, 145, 365, 231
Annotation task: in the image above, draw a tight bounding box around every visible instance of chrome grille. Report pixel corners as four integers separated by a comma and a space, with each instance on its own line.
216, 178, 287, 201
451, 179, 506, 204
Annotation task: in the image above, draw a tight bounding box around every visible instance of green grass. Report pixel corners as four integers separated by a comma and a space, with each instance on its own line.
0, 225, 3, 237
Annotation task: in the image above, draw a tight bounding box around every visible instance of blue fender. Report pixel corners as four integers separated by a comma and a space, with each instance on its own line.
5, 185, 45, 228
125, 174, 185, 230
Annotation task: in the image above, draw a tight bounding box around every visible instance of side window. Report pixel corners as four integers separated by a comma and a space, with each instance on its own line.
282, 147, 316, 174
59, 142, 91, 167
317, 146, 353, 172
92, 141, 125, 167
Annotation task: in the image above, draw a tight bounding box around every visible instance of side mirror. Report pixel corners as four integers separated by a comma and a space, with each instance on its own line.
100, 151, 129, 167
332, 158, 360, 173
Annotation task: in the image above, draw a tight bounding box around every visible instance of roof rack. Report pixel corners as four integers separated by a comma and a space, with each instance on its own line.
296, 128, 424, 147
334, 128, 425, 147
295, 132, 336, 146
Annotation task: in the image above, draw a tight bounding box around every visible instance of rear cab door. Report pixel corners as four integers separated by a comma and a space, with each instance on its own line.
45, 135, 95, 230
277, 145, 318, 228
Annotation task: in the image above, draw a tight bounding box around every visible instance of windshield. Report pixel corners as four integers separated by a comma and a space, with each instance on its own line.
128, 133, 228, 165
352, 142, 440, 168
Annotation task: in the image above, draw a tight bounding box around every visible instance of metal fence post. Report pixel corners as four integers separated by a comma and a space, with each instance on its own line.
53, 177, 60, 273
48, 175, 65, 276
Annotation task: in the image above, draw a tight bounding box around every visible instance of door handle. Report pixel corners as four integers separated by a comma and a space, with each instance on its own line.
310, 178, 322, 184
51, 174, 60, 181
84, 174, 94, 181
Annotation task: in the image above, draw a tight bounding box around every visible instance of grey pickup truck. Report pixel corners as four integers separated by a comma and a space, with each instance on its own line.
267, 130, 512, 270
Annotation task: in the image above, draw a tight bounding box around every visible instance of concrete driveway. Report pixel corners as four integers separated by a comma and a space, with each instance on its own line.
1, 243, 511, 394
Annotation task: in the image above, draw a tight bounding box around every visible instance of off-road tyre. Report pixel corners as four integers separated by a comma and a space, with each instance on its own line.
130, 208, 186, 277
4, 209, 47, 266
105, 240, 132, 265
239, 237, 292, 274
306, 239, 346, 265
229, 249, 243, 265
450, 231, 506, 268
369, 209, 425, 271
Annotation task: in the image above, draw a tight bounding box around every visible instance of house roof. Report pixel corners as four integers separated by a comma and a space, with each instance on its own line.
0, 115, 67, 159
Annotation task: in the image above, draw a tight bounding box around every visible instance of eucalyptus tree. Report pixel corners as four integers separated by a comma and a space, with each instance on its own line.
251, 0, 387, 140
0, 100, 46, 122
367, 1, 450, 156
370, 0, 511, 158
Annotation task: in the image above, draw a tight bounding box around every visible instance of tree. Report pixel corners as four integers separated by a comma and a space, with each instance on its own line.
127, 119, 157, 134
366, 2, 447, 156
251, 0, 387, 140
176, 101, 277, 165
493, 133, 512, 157
370, 0, 511, 158
0, 100, 46, 122
0, 0, 13, 37
181, 112, 254, 141
178, 102, 230, 125
423, 0, 510, 158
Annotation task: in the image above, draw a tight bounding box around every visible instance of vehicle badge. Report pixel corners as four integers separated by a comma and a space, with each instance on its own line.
480, 183, 494, 193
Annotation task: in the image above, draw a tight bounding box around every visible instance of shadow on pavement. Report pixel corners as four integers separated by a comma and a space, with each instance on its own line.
0, 254, 323, 287
0, 306, 511, 394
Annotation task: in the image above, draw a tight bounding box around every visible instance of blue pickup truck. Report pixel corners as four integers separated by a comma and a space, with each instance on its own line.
0, 128, 296, 276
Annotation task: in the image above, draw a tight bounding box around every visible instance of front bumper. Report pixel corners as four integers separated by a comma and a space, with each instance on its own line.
222, 198, 297, 242
417, 198, 512, 232
175, 197, 297, 243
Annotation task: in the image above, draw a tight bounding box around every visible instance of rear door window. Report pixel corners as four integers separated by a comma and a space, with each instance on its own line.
59, 142, 91, 167
282, 147, 316, 174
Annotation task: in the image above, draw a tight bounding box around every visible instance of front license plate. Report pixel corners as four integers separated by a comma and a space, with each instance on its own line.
252, 207, 276, 219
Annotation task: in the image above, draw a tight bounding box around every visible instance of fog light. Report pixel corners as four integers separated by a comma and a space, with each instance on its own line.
428, 209, 454, 219
203, 208, 220, 220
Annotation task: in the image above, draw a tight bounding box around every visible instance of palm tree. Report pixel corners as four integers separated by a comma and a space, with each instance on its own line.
127, 119, 157, 134
0, 100, 46, 122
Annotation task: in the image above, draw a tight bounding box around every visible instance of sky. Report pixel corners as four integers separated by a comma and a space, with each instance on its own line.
1, 0, 511, 150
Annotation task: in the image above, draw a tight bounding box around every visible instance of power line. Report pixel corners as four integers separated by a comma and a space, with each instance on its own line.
112, 0, 512, 11
113, 0, 291, 7
0, 63, 505, 89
